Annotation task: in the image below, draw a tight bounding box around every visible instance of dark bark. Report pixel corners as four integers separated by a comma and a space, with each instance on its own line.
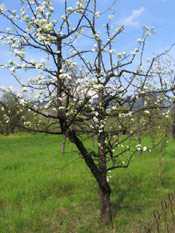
10, 124, 15, 134
4, 125, 9, 136
62, 134, 66, 154
97, 133, 112, 223
98, 186, 111, 224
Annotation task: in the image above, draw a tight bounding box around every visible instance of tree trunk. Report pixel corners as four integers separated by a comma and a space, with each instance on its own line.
138, 133, 141, 145
62, 134, 66, 154
5, 125, 9, 136
10, 124, 15, 134
98, 186, 111, 224
98, 133, 112, 224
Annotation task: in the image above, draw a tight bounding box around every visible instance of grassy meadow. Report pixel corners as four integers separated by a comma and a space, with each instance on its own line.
0, 133, 175, 233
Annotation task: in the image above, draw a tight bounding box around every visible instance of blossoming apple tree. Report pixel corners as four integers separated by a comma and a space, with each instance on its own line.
0, 0, 174, 223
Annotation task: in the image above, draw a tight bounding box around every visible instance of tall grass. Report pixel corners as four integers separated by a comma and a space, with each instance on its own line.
0, 133, 175, 232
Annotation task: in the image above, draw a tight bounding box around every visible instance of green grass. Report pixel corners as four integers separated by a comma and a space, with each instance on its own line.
0, 133, 175, 232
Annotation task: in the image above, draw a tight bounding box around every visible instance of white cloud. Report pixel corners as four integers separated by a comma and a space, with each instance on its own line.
118, 7, 145, 27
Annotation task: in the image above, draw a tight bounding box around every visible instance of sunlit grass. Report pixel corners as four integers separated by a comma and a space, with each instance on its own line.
0, 133, 175, 232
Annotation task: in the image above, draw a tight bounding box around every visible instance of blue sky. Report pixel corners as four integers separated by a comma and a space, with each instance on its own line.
0, 0, 175, 91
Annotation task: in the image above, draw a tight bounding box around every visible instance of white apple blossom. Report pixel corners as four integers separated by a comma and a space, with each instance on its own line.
95, 11, 100, 18
109, 49, 114, 54
19, 99, 26, 106
10, 67, 16, 72
108, 15, 114, 20
144, 110, 150, 114
137, 39, 143, 43
0, 4, 6, 11
16, 92, 22, 98
93, 116, 98, 122
30, 0, 35, 4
